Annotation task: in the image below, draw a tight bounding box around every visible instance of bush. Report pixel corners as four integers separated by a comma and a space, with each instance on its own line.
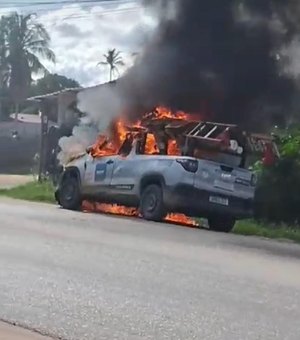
254, 127, 300, 225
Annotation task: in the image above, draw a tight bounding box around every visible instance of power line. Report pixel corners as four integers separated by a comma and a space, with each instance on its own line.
0, 1, 140, 18
0, 0, 142, 24
31, 7, 141, 19
60, 7, 141, 20
0, 0, 135, 8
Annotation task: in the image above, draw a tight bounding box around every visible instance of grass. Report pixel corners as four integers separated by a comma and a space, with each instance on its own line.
1, 181, 300, 243
234, 220, 300, 243
0, 181, 55, 203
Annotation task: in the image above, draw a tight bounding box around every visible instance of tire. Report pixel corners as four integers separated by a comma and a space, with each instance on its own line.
59, 177, 81, 211
208, 216, 236, 233
140, 184, 167, 222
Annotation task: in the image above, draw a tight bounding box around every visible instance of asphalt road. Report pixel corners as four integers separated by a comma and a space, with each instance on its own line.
0, 198, 300, 340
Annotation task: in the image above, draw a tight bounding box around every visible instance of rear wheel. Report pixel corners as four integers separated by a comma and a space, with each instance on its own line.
59, 177, 81, 211
140, 184, 166, 222
208, 216, 236, 233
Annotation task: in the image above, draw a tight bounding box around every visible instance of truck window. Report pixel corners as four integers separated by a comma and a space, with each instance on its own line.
118, 134, 134, 157
144, 134, 159, 155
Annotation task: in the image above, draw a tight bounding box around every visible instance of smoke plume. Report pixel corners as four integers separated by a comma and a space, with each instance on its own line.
57, 84, 121, 164
59, 0, 300, 164
116, 0, 300, 129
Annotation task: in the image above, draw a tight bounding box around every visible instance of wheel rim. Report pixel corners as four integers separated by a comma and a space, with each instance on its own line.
63, 183, 75, 202
144, 192, 158, 213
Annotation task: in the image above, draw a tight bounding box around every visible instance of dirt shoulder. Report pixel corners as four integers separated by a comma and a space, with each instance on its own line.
0, 175, 33, 189
0, 321, 54, 340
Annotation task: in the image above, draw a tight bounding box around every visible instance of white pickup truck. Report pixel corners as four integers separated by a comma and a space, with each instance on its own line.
55, 133, 256, 233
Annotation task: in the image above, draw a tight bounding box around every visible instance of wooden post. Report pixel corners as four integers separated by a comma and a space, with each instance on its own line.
14, 103, 19, 121
38, 101, 49, 182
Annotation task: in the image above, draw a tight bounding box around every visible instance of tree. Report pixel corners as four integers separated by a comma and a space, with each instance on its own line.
30, 73, 80, 97
98, 48, 125, 82
0, 12, 55, 119
0, 17, 9, 120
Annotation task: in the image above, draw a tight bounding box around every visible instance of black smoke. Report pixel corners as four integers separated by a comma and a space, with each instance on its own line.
117, 0, 300, 130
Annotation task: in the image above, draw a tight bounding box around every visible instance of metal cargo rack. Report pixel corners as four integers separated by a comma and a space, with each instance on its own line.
141, 118, 278, 158
143, 118, 244, 156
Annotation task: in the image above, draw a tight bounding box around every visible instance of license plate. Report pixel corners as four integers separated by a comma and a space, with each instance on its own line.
209, 196, 229, 206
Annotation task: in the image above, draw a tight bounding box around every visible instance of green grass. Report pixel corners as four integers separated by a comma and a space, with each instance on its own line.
234, 220, 300, 243
1, 181, 300, 243
0, 181, 55, 203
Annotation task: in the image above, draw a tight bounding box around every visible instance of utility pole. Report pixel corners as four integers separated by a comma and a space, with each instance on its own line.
38, 101, 49, 182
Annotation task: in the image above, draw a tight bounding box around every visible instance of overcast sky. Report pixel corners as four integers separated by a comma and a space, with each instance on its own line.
0, 0, 157, 86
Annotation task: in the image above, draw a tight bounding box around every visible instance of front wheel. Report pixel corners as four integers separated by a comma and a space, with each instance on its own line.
59, 177, 81, 211
140, 184, 167, 222
208, 216, 236, 233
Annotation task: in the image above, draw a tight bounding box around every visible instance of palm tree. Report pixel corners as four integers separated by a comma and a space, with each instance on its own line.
98, 48, 125, 82
0, 12, 55, 119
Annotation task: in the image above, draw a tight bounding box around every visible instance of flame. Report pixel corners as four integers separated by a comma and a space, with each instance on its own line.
90, 119, 128, 158
165, 213, 199, 227
143, 106, 189, 120
82, 201, 199, 227
89, 106, 190, 158
83, 106, 198, 227
168, 140, 181, 156
145, 133, 158, 155
82, 201, 137, 216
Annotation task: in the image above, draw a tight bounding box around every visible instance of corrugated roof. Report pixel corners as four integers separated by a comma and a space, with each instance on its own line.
26, 80, 117, 102
27, 87, 82, 101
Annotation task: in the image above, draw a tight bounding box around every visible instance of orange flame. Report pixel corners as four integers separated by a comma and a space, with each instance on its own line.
85, 106, 197, 226
144, 133, 158, 155
82, 201, 199, 227
89, 106, 189, 158
168, 140, 181, 156
151, 106, 188, 120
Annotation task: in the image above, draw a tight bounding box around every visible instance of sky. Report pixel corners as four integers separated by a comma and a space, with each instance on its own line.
0, 0, 157, 86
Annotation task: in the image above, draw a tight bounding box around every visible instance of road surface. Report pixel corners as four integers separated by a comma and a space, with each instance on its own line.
0, 197, 300, 340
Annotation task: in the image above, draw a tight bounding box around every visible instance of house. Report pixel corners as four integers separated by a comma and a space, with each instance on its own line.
28, 81, 116, 176
0, 81, 116, 174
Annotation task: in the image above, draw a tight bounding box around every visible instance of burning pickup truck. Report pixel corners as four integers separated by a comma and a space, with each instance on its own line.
55, 107, 278, 232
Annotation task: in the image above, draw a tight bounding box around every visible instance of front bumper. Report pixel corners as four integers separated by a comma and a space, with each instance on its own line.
164, 184, 253, 219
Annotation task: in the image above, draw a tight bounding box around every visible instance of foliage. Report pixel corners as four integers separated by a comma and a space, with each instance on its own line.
254, 127, 300, 224
233, 220, 300, 243
0, 12, 55, 106
29, 73, 80, 97
98, 48, 125, 82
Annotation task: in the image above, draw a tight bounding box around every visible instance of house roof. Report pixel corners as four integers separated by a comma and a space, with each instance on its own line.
26, 80, 117, 102
27, 87, 82, 102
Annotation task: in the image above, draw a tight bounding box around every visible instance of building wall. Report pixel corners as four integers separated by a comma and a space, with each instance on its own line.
0, 120, 41, 174
58, 92, 78, 126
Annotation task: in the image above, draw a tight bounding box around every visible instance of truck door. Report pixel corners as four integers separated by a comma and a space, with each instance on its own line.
110, 142, 139, 197
83, 155, 116, 195
110, 157, 138, 194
